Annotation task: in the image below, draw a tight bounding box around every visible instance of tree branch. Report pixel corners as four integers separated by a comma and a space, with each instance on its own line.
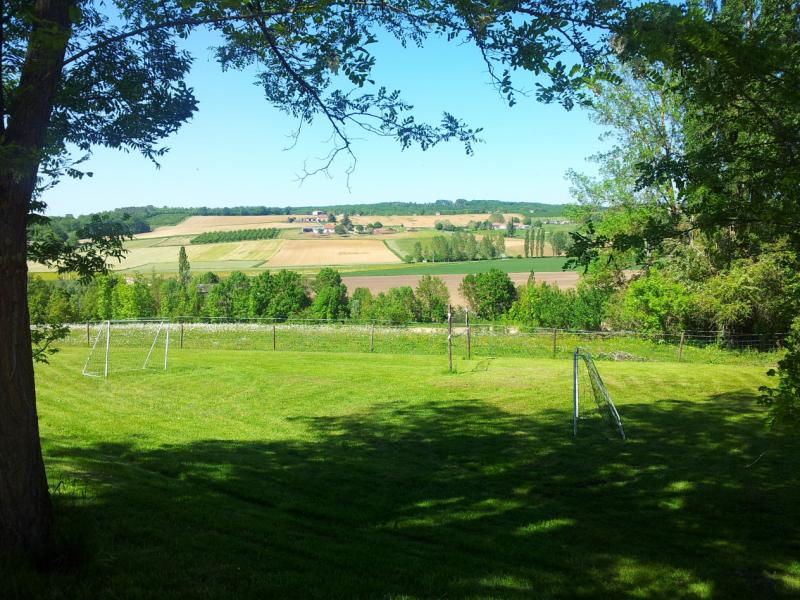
62, 9, 296, 67
250, 2, 354, 164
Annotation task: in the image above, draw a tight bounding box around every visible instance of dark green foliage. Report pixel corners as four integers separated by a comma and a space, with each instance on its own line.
460, 270, 517, 320
415, 275, 450, 323
177, 247, 191, 288
191, 229, 280, 244
369, 287, 420, 325
550, 231, 570, 256
760, 318, 800, 429
247, 271, 310, 320
511, 281, 611, 330
311, 269, 349, 320
348, 288, 374, 322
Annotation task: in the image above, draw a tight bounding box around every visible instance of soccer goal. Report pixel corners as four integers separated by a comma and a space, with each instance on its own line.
83, 319, 171, 378
573, 347, 626, 439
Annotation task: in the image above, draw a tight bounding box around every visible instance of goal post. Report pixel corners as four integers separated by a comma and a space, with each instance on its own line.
82, 319, 171, 378
573, 347, 626, 440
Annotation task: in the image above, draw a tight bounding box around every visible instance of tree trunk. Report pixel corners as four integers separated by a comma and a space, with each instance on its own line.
0, 201, 53, 553
0, 0, 73, 554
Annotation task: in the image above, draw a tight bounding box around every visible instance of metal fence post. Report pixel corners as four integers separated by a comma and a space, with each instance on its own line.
273, 324, 276, 350
447, 305, 453, 373
370, 321, 375, 353
104, 320, 111, 379
466, 309, 471, 360
573, 349, 579, 436
164, 322, 170, 370
552, 328, 558, 358
86, 321, 90, 347
180, 320, 184, 349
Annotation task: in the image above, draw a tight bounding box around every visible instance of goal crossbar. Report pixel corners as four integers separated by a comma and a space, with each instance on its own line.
82, 320, 170, 378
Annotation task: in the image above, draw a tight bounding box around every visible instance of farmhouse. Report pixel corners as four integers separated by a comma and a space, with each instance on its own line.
301, 226, 331, 235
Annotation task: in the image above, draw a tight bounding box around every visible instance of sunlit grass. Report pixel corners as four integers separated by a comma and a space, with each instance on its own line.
8, 348, 799, 598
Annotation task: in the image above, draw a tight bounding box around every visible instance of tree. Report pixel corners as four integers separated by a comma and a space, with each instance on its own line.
550, 231, 570, 256
312, 268, 343, 293
524, 229, 530, 258
248, 270, 309, 320
459, 269, 517, 320
311, 268, 348, 320
311, 283, 349, 320
349, 287, 374, 321
371, 287, 419, 324
412, 241, 424, 263
415, 275, 450, 322
1, 0, 620, 555
178, 247, 191, 288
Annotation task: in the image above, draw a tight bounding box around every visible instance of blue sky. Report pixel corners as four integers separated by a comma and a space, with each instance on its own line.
43, 28, 607, 216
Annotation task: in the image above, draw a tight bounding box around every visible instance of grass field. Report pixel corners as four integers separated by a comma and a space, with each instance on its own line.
9, 345, 799, 598
343, 257, 572, 276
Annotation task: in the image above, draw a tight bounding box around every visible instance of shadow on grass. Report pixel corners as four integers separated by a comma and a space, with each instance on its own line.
12, 391, 800, 599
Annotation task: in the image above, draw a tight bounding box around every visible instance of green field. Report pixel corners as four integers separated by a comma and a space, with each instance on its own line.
10, 345, 800, 598
343, 257, 573, 276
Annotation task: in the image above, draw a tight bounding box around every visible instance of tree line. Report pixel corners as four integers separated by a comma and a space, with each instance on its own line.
31, 247, 794, 337
191, 228, 281, 244
409, 231, 506, 263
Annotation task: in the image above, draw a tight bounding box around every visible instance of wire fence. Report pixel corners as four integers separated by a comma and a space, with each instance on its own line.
58, 316, 788, 367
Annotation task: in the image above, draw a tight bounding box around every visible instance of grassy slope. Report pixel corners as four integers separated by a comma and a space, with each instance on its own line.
342, 256, 572, 276
11, 347, 800, 598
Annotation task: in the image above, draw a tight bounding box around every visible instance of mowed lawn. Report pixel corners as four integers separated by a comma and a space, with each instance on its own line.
11, 348, 800, 598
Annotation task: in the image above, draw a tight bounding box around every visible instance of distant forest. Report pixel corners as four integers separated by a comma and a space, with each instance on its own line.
37, 200, 570, 240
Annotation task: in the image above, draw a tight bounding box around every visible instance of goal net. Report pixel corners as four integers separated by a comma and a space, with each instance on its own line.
83, 320, 171, 378
573, 347, 626, 439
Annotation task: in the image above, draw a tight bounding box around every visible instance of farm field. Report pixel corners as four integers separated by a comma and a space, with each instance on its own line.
348, 212, 524, 228
343, 257, 572, 277
13, 346, 800, 598
27, 239, 285, 274
342, 271, 579, 304
134, 215, 299, 237
267, 239, 401, 267
134, 213, 537, 239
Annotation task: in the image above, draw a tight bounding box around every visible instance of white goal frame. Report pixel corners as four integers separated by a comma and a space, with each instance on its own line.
82, 319, 171, 378
573, 347, 626, 439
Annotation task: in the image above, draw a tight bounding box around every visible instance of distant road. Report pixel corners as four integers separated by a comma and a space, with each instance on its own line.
342, 272, 579, 306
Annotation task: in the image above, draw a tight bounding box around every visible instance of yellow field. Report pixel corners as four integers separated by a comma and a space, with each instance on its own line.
135, 215, 299, 238
266, 239, 401, 267
503, 237, 554, 257
27, 239, 284, 273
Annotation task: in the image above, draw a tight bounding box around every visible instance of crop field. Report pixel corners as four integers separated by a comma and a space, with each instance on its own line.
342, 257, 572, 277
134, 215, 299, 238
266, 238, 401, 267
342, 271, 579, 304
115, 239, 282, 271
503, 236, 554, 257
349, 213, 524, 228
13, 342, 800, 598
